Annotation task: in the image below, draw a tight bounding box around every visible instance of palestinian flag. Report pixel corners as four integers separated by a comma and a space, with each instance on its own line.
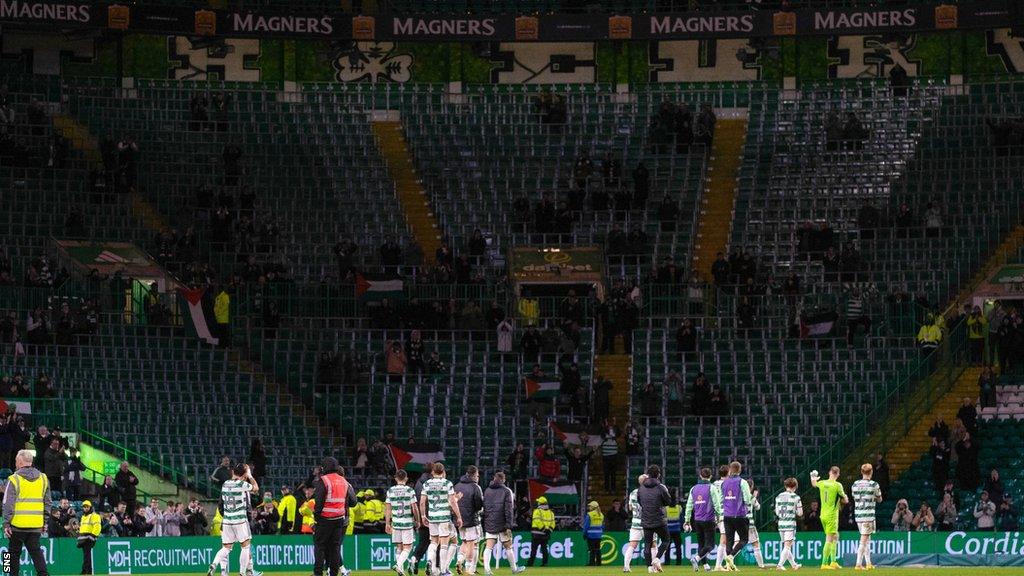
529, 479, 579, 505
549, 421, 603, 447
799, 310, 838, 338
389, 443, 445, 472
355, 273, 404, 301
524, 377, 560, 400
177, 287, 218, 346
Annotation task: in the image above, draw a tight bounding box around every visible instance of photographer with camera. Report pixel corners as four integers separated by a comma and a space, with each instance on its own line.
891, 498, 913, 531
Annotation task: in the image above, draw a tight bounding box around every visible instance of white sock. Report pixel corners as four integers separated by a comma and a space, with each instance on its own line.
247, 548, 255, 572
427, 543, 437, 571
714, 544, 725, 568
239, 547, 251, 576
776, 547, 786, 567
457, 550, 466, 571
397, 549, 410, 570
483, 547, 492, 573
624, 545, 634, 569
505, 545, 517, 570
864, 541, 872, 566
213, 548, 230, 576
745, 545, 761, 565
439, 543, 451, 573
447, 544, 458, 570
790, 547, 800, 567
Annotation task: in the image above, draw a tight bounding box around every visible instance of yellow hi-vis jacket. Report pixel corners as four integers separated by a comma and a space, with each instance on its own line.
531, 507, 555, 532
917, 324, 942, 347
277, 494, 297, 530
365, 499, 384, 523
78, 512, 102, 540
8, 471, 48, 530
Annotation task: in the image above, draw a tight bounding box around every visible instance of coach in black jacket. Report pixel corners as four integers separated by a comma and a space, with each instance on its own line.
482, 471, 522, 574
454, 466, 485, 574
638, 465, 672, 570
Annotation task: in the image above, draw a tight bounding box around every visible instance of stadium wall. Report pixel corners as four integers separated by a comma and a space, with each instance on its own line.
4, 531, 1023, 573
4, 29, 1022, 82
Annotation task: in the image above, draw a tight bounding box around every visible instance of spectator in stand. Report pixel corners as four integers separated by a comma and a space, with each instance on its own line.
506, 442, 529, 497
606, 499, 628, 531
564, 446, 591, 493
936, 492, 958, 531
974, 491, 997, 531
912, 502, 935, 531
957, 398, 978, 436
955, 433, 980, 490
929, 438, 950, 495
520, 326, 541, 361
665, 371, 684, 421
97, 476, 120, 512
711, 252, 730, 287
405, 330, 425, 374
708, 385, 729, 415
676, 318, 696, 365
998, 496, 1019, 531
254, 494, 280, 535
42, 437, 65, 494
163, 501, 184, 536
892, 203, 914, 239
131, 503, 153, 537
110, 502, 132, 537
928, 416, 950, 444
210, 456, 232, 488
248, 439, 267, 486
967, 306, 988, 365
115, 462, 139, 510
385, 340, 407, 376
924, 201, 943, 238
845, 289, 870, 346
891, 499, 913, 531
984, 469, 1005, 504
639, 382, 660, 417
691, 371, 711, 416
600, 420, 620, 493
979, 367, 998, 409
949, 419, 968, 462
142, 498, 163, 537
536, 444, 560, 482
183, 498, 208, 535
804, 501, 823, 532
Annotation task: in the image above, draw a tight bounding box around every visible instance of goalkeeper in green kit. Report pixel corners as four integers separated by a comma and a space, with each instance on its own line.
811, 466, 848, 570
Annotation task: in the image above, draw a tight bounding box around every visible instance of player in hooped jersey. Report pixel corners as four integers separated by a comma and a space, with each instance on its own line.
773, 477, 803, 571
622, 474, 648, 573
851, 463, 883, 570
710, 465, 729, 571
419, 463, 463, 576
207, 464, 259, 576
386, 470, 422, 576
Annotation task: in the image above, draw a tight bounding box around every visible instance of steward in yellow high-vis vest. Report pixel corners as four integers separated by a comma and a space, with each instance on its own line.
528, 497, 555, 567
277, 486, 298, 534
78, 500, 102, 575
2, 450, 52, 576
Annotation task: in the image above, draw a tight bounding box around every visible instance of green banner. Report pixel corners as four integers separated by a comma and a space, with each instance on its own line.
4, 531, 1023, 573
990, 264, 1024, 284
